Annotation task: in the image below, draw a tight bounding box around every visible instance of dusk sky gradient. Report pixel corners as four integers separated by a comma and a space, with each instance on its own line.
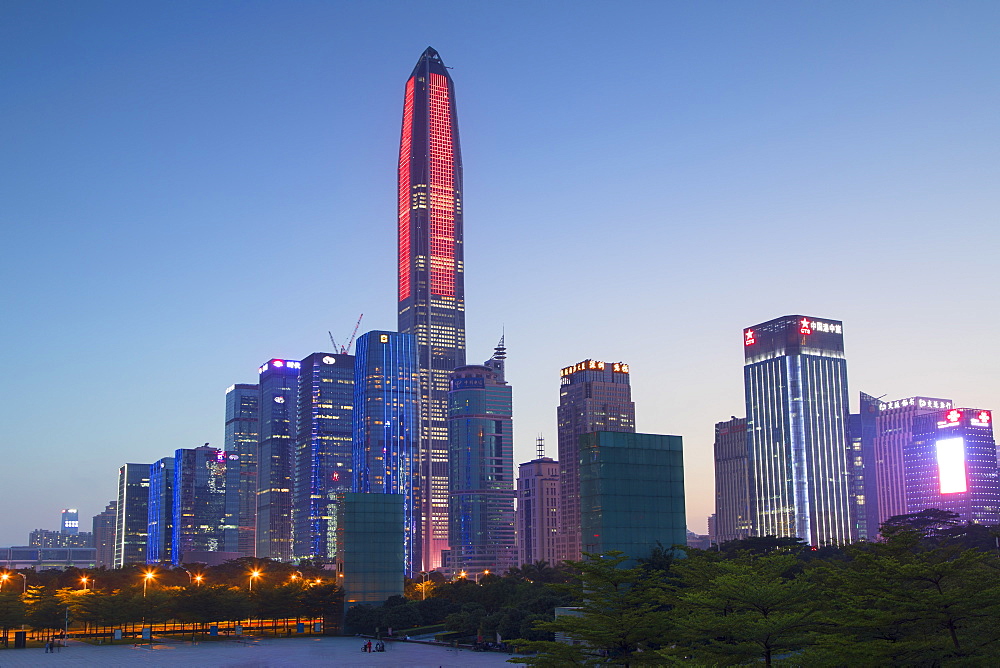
2, 1, 998, 546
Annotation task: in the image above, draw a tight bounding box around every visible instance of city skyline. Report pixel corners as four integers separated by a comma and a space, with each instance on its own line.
3, 3, 999, 545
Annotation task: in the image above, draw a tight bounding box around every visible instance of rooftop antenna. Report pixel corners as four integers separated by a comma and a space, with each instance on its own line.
536, 434, 545, 459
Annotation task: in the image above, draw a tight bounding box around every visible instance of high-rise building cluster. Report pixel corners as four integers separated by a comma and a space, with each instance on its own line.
713, 315, 997, 546
16, 48, 683, 590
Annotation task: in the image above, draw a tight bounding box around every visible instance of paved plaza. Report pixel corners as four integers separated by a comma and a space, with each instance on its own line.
0, 637, 525, 667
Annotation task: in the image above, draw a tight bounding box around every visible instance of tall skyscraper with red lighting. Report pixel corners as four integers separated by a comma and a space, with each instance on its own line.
398, 47, 466, 570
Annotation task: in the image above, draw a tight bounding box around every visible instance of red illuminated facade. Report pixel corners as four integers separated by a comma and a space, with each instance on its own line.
397, 47, 467, 570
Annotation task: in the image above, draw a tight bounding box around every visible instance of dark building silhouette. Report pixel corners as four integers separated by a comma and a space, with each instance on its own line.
713, 416, 750, 544
92, 500, 117, 568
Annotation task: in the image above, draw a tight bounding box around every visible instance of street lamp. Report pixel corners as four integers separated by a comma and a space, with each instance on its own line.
80, 576, 92, 591
0, 573, 8, 592
249, 570, 261, 591
419, 571, 429, 600
17, 573, 27, 593
184, 569, 204, 587
142, 571, 156, 597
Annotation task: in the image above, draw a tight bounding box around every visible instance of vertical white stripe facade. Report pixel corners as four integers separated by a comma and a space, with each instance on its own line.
745, 335, 856, 545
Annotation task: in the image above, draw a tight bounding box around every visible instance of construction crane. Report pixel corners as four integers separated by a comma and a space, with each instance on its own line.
328, 313, 364, 355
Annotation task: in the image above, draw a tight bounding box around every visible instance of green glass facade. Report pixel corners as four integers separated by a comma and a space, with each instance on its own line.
578, 432, 686, 561
336, 492, 405, 607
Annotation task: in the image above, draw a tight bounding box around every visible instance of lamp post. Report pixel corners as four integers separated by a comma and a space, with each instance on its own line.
420, 571, 429, 600
193, 574, 203, 587
142, 571, 155, 597
17, 573, 27, 593
0, 573, 8, 593
249, 570, 261, 592
80, 576, 92, 591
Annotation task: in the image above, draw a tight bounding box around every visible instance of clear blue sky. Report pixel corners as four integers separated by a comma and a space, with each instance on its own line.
2, 1, 998, 545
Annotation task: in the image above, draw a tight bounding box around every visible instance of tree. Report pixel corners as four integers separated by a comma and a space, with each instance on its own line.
660, 552, 820, 667
803, 538, 1000, 666
0, 593, 26, 647
511, 551, 670, 666
880, 509, 962, 540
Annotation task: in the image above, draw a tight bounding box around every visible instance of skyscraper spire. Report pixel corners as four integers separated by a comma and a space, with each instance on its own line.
397, 47, 466, 571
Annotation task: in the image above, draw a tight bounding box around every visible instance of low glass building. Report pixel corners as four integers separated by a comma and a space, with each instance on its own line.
579, 432, 686, 562
336, 492, 404, 607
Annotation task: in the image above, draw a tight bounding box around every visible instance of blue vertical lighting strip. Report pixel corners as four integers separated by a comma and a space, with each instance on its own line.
353, 331, 419, 574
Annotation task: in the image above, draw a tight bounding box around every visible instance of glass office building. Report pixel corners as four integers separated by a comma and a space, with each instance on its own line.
907, 408, 999, 524
578, 432, 686, 561
114, 463, 151, 567
557, 359, 635, 562
294, 352, 355, 562
847, 392, 880, 539
397, 47, 467, 570
873, 396, 953, 529
744, 315, 855, 546
173, 445, 228, 565
353, 331, 420, 575
224, 383, 259, 556
256, 359, 300, 561
147, 457, 175, 564
336, 492, 405, 607
447, 340, 515, 575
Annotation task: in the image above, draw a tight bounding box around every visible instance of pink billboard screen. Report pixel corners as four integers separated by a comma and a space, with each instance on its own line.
935, 437, 968, 494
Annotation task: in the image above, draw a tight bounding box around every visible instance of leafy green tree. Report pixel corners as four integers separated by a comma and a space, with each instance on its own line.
660, 552, 819, 667
803, 538, 1000, 666
880, 509, 963, 541
24, 587, 67, 635
511, 551, 670, 666
0, 592, 26, 646
299, 582, 342, 621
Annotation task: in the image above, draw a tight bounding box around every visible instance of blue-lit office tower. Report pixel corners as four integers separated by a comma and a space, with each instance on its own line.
294, 352, 355, 562
256, 359, 301, 561
353, 331, 420, 575
743, 316, 856, 546
447, 339, 516, 575
224, 383, 259, 556
847, 393, 880, 539
114, 463, 151, 567
173, 445, 228, 565
907, 408, 999, 524
147, 457, 175, 564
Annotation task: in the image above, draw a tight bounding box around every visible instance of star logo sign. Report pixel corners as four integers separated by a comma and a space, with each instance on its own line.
744, 330, 755, 346
799, 318, 812, 335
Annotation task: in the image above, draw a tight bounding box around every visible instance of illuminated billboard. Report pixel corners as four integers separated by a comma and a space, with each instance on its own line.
935, 437, 968, 494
